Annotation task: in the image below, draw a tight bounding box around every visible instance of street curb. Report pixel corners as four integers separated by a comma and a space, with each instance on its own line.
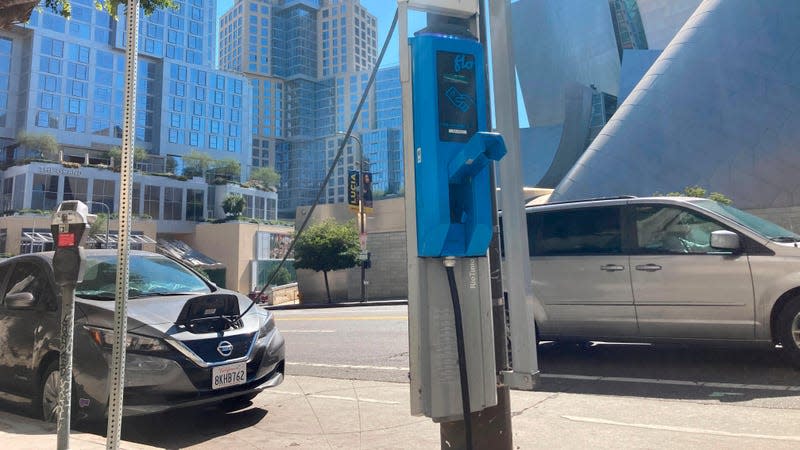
263, 299, 408, 310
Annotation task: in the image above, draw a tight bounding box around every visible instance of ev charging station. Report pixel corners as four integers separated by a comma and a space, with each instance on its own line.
50, 200, 92, 450
399, 1, 540, 444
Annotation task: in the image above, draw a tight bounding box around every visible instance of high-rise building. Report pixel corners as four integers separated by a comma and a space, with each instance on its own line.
363, 65, 402, 195
608, 0, 648, 58
0, 0, 252, 172
220, 0, 381, 216
0, 0, 280, 241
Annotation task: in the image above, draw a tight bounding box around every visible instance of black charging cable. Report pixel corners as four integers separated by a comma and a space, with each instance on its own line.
444, 257, 473, 450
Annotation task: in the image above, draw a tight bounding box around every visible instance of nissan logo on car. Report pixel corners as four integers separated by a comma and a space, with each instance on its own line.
217, 341, 234, 357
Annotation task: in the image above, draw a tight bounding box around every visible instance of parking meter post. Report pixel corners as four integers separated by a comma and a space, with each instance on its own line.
50, 201, 91, 450
56, 284, 75, 450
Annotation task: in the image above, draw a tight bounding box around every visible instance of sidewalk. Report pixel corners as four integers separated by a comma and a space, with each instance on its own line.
0, 410, 155, 450
5, 374, 800, 449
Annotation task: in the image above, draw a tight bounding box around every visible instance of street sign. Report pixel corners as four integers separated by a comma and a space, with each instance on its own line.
348, 170, 359, 213
362, 171, 374, 213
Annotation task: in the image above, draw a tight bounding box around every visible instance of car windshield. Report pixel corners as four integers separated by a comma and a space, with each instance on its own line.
691, 199, 800, 242
75, 254, 212, 300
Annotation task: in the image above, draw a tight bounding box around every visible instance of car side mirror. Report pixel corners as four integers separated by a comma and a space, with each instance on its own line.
6, 292, 36, 310
710, 230, 741, 252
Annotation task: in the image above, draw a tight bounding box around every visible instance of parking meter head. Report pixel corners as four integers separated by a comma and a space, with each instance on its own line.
50, 201, 90, 285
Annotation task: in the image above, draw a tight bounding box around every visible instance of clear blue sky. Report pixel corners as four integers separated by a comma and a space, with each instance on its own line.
215, 0, 529, 127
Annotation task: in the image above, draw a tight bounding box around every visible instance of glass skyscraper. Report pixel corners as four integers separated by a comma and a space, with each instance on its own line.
220, 0, 383, 216
0, 0, 252, 176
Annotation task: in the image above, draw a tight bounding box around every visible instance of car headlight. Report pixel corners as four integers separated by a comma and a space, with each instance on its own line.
84, 326, 170, 352
258, 314, 275, 339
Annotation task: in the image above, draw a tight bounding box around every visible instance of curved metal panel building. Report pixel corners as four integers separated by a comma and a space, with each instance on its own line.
511, 0, 621, 187
552, 0, 800, 212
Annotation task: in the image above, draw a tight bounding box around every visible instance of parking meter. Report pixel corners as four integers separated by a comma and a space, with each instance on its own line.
50, 200, 91, 450
50, 200, 91, 286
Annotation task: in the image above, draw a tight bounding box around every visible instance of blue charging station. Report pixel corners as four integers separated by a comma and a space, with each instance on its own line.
410, 33, 506, 258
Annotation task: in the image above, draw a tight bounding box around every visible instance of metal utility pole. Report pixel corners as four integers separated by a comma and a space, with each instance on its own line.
488, 0, 540, 389
107, 0, 139, 448
339, 131, 368, 302
87, 201, 111, 248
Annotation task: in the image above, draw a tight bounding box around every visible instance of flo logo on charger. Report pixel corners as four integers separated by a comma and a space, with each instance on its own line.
454, 54, 474, 73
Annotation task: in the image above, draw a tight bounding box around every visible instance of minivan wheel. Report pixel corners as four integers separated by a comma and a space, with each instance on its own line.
37, 360, 60, 422
777, 299, 800, 367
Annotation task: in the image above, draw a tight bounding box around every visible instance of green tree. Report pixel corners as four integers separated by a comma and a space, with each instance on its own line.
248, 167, 281, 189
87, 213, 109, 248
108, 146, 148, 167
664, 185, 733, 205
182, 150, 213, 178
265, 266, 292, 286
42, 0, 175, 19
165, 156, 177, 174
293, 219, 359, 303
17, 132, 58, 160
221, 193, 245, 218
213, 158, 241, 182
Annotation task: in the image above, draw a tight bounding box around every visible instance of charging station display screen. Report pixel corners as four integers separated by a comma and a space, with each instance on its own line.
436, 51, 478, 143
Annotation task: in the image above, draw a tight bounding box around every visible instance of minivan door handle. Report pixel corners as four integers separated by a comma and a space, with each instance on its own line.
601, 264, 625, 272
635, 264, 662, 272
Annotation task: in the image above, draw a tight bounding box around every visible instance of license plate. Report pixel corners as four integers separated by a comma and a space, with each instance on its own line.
212, 362, 247, 390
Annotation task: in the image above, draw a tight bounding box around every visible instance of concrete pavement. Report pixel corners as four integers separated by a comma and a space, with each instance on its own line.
4, 374, 800, 448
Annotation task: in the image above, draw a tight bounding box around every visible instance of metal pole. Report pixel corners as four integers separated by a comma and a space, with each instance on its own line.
56, 284, 76, 450
338, 132, 367, 302
107, 0, 139, 448
356, 135, 366, 303
489, 0, 539, 388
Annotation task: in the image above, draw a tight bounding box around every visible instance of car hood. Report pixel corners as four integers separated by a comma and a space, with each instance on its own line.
76, 293, 260, 335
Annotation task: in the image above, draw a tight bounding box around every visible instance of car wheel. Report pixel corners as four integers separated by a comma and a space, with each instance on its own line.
37, 360, 60, 422
777, 299, 800, 367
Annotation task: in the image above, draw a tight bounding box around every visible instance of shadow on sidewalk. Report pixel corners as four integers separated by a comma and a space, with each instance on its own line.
534, 341, 800, 403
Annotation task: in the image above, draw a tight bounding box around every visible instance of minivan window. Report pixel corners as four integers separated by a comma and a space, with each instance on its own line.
634, 205, 725, 254
528, 206, 622, 256
691, 199, 800, 242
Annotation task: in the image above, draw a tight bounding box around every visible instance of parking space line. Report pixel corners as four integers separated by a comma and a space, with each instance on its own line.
562, 415, 800, 442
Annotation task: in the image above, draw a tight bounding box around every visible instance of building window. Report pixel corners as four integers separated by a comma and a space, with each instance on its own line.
255, 197, 265, 220
186, 189, 204, 221
63, 177, 87, 202
92, 179, 115, 212
31, 174, 59, 211
144, 185, 160, 219
164, 187, 183, 220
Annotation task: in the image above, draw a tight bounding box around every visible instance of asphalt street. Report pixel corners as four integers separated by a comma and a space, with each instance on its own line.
278, 305, 800, 410
2, 304, 800, 448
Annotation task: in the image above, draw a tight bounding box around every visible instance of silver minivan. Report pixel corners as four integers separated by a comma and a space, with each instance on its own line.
526, 196, 800, 365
